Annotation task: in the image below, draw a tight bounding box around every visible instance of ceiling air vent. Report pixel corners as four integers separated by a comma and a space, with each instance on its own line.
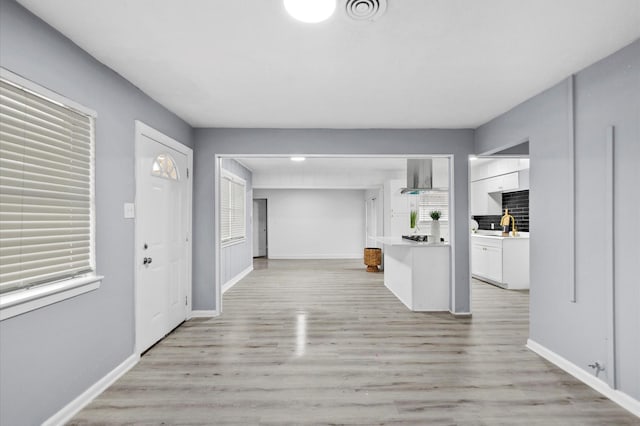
345, 0, 387, 21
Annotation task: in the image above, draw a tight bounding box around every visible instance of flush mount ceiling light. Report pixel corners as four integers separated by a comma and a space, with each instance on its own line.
283, 0, 336, 23
290, 156, 306, 162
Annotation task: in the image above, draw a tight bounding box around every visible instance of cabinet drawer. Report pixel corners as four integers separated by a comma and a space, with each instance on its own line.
471, 237, 502, 249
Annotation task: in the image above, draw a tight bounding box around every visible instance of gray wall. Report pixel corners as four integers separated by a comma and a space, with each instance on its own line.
220, 159, 253, 286
475, 40, 640, 401
0, 0, 194, 424
193, 129, 475, 313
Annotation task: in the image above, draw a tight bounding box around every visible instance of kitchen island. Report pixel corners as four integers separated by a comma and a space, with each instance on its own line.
377, 237, 450, 311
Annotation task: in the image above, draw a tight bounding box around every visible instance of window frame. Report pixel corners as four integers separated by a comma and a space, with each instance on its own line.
417, 190, 450, 223
220, 168, 246, 247
0, 68, 102, 321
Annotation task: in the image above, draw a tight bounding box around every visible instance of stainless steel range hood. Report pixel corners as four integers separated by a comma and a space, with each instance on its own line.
400, 159, 433, 194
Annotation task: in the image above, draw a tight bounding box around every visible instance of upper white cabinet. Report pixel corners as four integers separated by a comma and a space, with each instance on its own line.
471, 158, 529, 181
432, 158, 449, 189
485, 172, 519, 193
470, 158, 529, 215
518, 168, 530, 190
471, 180, 502, 215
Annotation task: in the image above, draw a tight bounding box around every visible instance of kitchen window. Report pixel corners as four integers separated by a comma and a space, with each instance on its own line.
418, 191, 449, 222
220, 169, 246, 245
0, 69, 101, 320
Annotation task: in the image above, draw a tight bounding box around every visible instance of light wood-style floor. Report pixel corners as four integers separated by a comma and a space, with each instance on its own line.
70, 259, 638, 425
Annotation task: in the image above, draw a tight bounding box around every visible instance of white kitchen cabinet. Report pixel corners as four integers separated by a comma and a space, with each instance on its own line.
487, 158, 520, 178
471, 180, 502, 215
432, 158, 449, 189
471, 158, 529, 181
379, 238, 450, 311
385, 179, 410, 237
485, 172, 519, 193
518, 168, 530, 190
471, 237, 503, 282
471, 235, 529, 289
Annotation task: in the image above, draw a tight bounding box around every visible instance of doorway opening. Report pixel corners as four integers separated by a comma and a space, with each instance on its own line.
215, 155, 457, 316
469, 150, 530, 313
253, 198, 268, 258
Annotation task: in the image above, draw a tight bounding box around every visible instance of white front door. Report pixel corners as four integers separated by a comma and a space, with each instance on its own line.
136, 127, 190, 354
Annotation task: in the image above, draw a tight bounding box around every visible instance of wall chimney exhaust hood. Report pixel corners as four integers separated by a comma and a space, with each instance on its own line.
401, 159, 436, 194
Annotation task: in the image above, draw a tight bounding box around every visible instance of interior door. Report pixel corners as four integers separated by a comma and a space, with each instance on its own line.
253, 199, 267, 257
136, 133, 189, 353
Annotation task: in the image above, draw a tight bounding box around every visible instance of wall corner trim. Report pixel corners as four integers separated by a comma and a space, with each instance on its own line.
567, 75, 577, 303
42, 353, 140, 426
527, 339, 640, 418
222, 265, 254, 294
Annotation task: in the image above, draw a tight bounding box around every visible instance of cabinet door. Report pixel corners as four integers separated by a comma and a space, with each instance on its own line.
471, 243, 486, 277
432, 158, 449, 189
488, 159, 519, 176
470, 180, 487, 215
389, 179, 409, 213
518, 168, 530, 190
471, 180, 502, 215
500, 172, 519, 191
390, 212, 409, 237
484, 245, 503, 282
485, 173, 519, 193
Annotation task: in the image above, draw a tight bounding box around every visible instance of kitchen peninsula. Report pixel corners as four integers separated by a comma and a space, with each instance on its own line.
376, 237, 450, 311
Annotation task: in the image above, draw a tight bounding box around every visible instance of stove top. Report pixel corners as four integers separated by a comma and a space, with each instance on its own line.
402, 234, 429, 242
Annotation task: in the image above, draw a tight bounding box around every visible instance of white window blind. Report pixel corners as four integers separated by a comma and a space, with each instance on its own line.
220, 170, 246, 244
0, 78, 95, 295
418, 191, 449, 222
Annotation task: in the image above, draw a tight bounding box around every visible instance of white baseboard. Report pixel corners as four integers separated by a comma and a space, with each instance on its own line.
527, 339, 640, 418
268, 254, 363, 260
222, 265, 253, 294
190, 310, 220, 318
43, 353, 139, 426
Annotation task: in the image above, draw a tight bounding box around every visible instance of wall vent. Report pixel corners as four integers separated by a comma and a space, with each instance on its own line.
345, 0, 387, 21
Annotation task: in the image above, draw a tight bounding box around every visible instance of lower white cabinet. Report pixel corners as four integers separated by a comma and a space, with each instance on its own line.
471, 235, 529, 289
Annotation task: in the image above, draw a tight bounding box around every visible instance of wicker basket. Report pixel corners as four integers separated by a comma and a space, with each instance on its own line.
364, 247, 382, 272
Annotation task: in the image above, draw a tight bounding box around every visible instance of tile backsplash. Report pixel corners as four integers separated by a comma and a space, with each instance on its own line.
473, 190, 529, 232
474, 215, 502, 231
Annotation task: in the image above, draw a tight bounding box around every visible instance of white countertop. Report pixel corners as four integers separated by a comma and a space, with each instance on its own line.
376, 236, 450, 247
471, 231, 529, 240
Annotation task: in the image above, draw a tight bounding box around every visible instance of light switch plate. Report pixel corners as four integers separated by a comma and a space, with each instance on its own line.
124, 203, 135, 219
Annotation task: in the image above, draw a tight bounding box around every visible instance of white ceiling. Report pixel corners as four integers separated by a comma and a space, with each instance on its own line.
17, 0, 640, 129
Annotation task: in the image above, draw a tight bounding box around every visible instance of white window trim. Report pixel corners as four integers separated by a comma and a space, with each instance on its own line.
0, 68, 101, 321
0, 274, 103, 321
220, 169, 247, 247
221, 238, 246, 248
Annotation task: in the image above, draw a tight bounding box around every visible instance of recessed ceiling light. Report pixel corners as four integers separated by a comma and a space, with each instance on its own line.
290, 156, 306, 162
283, 0, 336, 23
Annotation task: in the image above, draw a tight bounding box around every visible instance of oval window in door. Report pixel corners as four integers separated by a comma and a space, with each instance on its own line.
151, 153, 179, 180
